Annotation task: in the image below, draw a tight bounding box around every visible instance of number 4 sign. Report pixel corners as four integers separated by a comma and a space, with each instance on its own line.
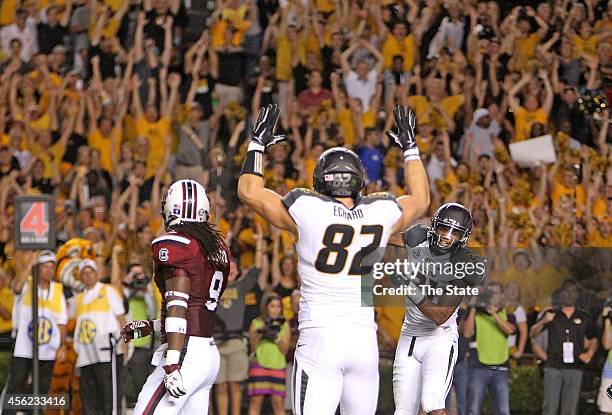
14, 195, 55, 250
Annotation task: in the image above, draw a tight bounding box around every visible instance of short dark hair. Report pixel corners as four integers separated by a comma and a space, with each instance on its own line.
127, 263, 142, 273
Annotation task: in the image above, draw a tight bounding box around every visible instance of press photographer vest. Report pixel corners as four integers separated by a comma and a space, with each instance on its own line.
475, 310, 509, 366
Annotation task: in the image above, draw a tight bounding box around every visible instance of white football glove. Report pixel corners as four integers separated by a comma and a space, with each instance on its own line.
163, 365, 187, 398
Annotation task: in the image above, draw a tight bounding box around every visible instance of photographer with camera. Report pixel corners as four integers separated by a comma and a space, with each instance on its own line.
462, 282, 517, 415
118, 261, 157, 408
247, 292, 290, 415
597, 298, 612, 414
530, 278, 598, 415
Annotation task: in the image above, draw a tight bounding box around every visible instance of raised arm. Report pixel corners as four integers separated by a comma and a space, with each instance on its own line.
360, 39, 384, 75
161, 17, 174, 68
237, 105, 297, 232
538, 69, 553, 114
386, 106, 430, 233
134, 12, 146, 62
130, 75, 143, 118
340, 41, 359, 77
508, 73, 531, 112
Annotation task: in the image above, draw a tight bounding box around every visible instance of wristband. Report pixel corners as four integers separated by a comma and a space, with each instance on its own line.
248, 142, 265, 152
403, 148, 420, 161
241, 149, 264, 177
166, 349, 181, 366
165, 291, 189, 300
167, 300, 188, 309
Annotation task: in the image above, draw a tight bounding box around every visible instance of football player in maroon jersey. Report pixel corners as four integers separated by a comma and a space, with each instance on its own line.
121, 179, 231, 414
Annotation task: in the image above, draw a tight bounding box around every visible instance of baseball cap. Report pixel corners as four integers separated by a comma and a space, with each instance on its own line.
79, 258, 97, 273
38, 250, 57, 264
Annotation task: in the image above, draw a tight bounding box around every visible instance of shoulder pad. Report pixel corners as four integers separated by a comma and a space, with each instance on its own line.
451, 248, 487, 287
359, 192, 397, 205
402, 224, 429, 247
151, 233, 194, 267
282, 188, 327, 210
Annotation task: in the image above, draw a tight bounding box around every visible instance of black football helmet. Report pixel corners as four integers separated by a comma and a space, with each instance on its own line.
428, 202, 473, 254
313, 147, 365, 199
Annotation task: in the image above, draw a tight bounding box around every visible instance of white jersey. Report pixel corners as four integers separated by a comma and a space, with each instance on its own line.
283, 189, 402, 330
401, 241, 459, 337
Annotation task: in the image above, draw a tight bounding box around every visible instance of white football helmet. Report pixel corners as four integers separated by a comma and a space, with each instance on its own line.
161, 180, 210, 230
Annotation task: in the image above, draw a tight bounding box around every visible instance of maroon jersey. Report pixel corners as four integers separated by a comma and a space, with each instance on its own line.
152, 232, 230, 340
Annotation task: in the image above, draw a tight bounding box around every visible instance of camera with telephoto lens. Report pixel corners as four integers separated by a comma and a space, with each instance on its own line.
474, 287, 495, 314
124, 271, 151, 290
257, 317, 286, 342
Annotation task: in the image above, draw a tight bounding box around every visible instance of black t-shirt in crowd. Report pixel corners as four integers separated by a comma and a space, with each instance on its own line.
52, 130, 87, 165
89, 45, 116, 79
119, 176, 154, 205
37, 23, 68, 55
31, 177, 54, 194
217, 49, 245, 87
542, 308, 597, 370
183, 73, 216, 121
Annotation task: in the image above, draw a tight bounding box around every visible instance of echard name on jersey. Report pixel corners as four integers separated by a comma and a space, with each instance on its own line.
333, 206, 364, 220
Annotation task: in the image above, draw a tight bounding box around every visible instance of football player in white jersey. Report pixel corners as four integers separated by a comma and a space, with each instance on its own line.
391, 203, 485, 415
237, 104, 430, 415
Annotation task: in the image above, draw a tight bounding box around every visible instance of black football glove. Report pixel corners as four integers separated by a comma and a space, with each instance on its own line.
250, 104, 285, 151
386, 106, 419, 161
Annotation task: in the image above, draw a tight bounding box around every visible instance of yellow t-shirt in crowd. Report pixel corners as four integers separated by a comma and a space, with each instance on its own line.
498, 265, 540, 308
408, 95, 463, 131
586, 228, 611, 247
592, 197, 607, 220
537, 263, 570, 306
238, 227, 256, 268
363, 108, 377, 129
88, 126, 121, 172
0, 0, 16, 25
0, 286, 13, 333
375, 306, 404, 345
382, 34, 416, 72
513, 107, 548, 142
572, 34, 600, 57
275, 35, 294, 82
30, 142, 65, 179
513, 33, 540, 71
135, 116, 170, 178
337, 108, 356, 148
551, 180, 586, 217
316, 0, 335, 12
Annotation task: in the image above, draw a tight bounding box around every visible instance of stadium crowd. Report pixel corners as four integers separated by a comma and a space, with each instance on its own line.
0, 0, 610, 413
